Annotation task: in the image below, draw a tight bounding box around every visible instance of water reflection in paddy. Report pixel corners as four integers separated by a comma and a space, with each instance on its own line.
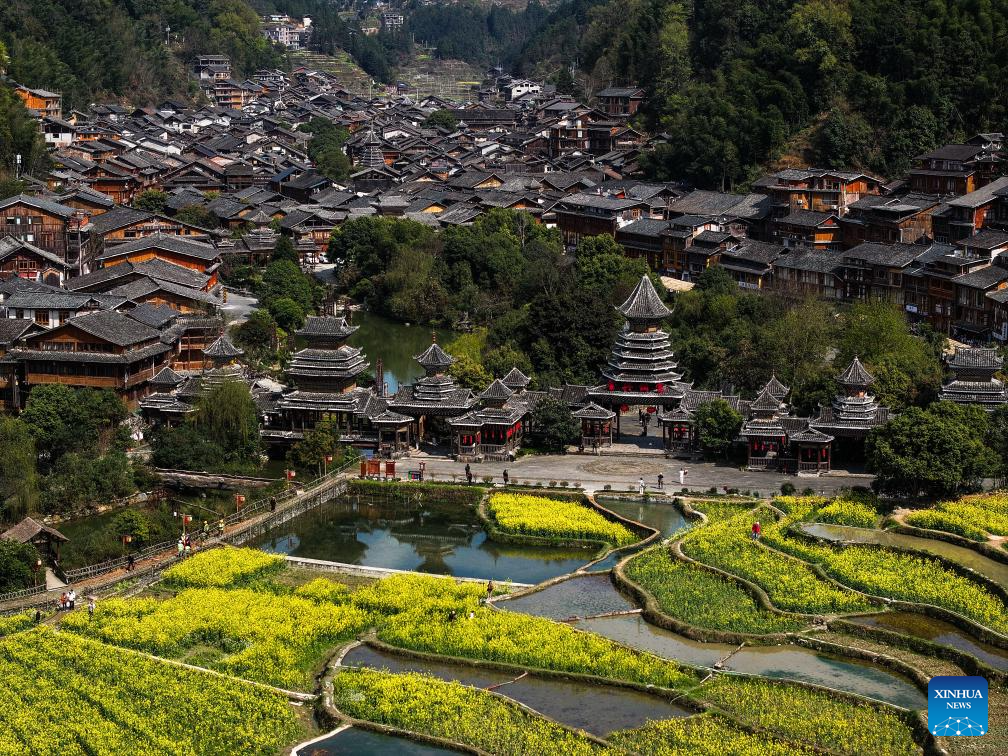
252, 500, 597, 584
510, 576, 927, 709
297, 727, 459, 756
847, 611, 1008, 671
800, 522, 1008, 588
341, 645, 692, 736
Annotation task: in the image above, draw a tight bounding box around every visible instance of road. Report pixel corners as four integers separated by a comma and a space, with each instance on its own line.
408, 452, 873, 497
221, 288, 259, 325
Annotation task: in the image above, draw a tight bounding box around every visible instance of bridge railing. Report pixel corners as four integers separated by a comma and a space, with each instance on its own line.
5, 461, 357, 603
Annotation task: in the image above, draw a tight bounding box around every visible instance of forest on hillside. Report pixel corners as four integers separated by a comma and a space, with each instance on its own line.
0, 0, 284, 108
512, 0, 1008, 188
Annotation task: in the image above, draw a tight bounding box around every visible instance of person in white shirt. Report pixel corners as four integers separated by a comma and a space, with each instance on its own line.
67, 589, 76, 610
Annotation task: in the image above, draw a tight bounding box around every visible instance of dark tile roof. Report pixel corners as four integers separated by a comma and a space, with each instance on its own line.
616, 276, 672, 321
837, 356, 875, 386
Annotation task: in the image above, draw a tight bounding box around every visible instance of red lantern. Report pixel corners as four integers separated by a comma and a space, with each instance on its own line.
608, 381, 615, 391
646, 406, 656, 414
640, 384, 648, 392
822, 447, 828, 459
656, 383, 664, 393
623, 384, 630, 392
620, 404, 629, 413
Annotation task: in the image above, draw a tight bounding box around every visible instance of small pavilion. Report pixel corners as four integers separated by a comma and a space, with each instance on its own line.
572, 402, 616, 449
1, 517, 68, 566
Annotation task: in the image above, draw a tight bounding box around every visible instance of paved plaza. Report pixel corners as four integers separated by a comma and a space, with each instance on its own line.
411, 451, 872, 496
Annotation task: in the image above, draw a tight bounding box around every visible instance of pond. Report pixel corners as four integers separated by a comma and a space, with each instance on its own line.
799, 523, 1008, 588
595, 497, 691, 538
251, 499, 598, 584
847, 611, 1008, 672
506, 575, 927, 709
349, 311, 456, 394
341, 644, 692, 736
296, 727, 459, 756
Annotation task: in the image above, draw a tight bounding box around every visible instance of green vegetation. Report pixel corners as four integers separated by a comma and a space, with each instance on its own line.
161, 547, 283, 589
694, 399, 743, 459
693, 676, 919, 756
624, 548, 802, 634
61, 586, 370, 689
332, 667, 614, 756
133, 189, 167, 214
487, 493, 637, 546
0, 628, 301, 753
150, 380, 263, 472
867, 402, 998, 499
0, 84, 48, 186
610, 715, 815, 756
299, 117, 351, 182
423, 109, 459, 130
286, 420, 360, 477
811, 498, 879, 528
0, 0, 284, 108
761, 501, 1008, 634
329, 213, 654, 385
681, 509, 872, 614
528, 395, 580, 452
0, 611, 35, 638
517, 0, 1008, 187
905, 493, 1008, 541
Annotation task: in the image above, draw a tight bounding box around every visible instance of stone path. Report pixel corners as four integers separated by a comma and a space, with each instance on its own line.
411, 452, 871, 496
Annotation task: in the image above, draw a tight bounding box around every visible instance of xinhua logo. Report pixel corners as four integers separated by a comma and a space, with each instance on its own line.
928, 676, 988, 736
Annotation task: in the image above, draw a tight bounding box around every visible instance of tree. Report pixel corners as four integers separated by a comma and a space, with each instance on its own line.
268, 296, 307, 333
287, 420, 358, 475
232, 309, 278, 361
423, 109, 459, 131
529, 396, 579, 453
300, 118, 351, 182
195, 381, 261, 464
20, 385, 126, 465
272, 235, 298, 263
150, 424, 225, 471
694, 399, 743, 458
0, 539, 40, 593
110, 508, 151, 545
260, 260, 318, 314
866, 402, 998, 499
134, 189, 167, 214
0, 417, 38, 521
175, 204, 215, 229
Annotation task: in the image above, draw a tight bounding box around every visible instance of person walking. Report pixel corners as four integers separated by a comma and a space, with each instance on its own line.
87, 599, 95, 620
177, 537, 184, 559
127, 553, 135, 572
34, 608, 41, 624
678, 467, 684, 486
270, 497, 277, 513
59, 593, 67, 611
657, 473, 664, 490
486, 579, 495, 601
465, 463, 472, 485
218, 518, 225, 537
751, 521, 761, 540
67, 588, 76, 610
502, 469, 509, 486
202, 520, 210, 540
639, 477, 645, 496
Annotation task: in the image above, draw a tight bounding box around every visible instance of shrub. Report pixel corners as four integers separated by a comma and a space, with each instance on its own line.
487, 493, 638, 546
161, 547, 283, 589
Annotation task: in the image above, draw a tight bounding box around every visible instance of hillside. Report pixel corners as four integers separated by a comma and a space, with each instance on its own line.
512, 0, 1008, 189
0, 0, 284, 108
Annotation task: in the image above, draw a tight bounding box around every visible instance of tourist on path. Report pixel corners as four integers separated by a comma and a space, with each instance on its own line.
67, 588, 76, 610
465, 463, 472, 484
177, 538, 184, 559
202, 520, 210, 539
678, 468, 684, 486
502, 469, 509, 486
751, 521, 762, 540
88, 599, 95, 620
639, 477, 645, 496
59, 592, 67, 611
270, 497, 277, 513
218, 519, 225, 537
657, 473, 664, 490
127, 553, 135, 571
486, 579, 495, 601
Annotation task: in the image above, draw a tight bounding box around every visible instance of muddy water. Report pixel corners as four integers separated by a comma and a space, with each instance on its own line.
800, 523, 1008, 588
296, 727, 459, 755
341, 645, 691, 736
847, 612, 1008, 671
575, 614, 926, 708
499, 574, 635, 620
506, 575, 927, 708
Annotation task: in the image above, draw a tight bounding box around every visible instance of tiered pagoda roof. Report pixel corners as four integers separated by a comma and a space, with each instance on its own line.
763, 373, 790, 400
617, 275, 673, 323
389, 339, 475, 417
295, 315, 358, 347
501, 366, 531, 392
939, 347, 1008, 410
204, 334, 243, 360
286, 345, 369, 385
590, 275, 689, 404
812, 357, 891, 437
